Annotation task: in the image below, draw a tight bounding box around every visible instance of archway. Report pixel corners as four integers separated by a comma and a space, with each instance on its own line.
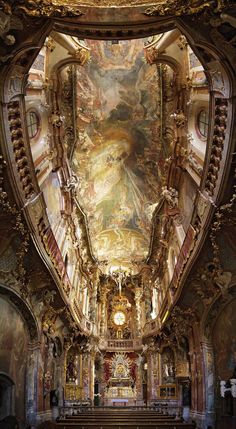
0, 288, 39, 426
0, 373, 15, 420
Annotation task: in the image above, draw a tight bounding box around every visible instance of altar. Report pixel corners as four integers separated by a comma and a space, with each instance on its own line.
104, 385, 136, 405
104, 353, 137, 406
106, 398, 136, 406
111, 398, 128, 406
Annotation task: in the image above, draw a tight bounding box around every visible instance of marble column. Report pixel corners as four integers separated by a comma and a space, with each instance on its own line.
89, 283, 98, 323
145, 287, 152, 323
26, 342, 41, 425
134, 288, 143, 335
88, 352, 95, 401
100, 289, 108, 337
201, 340, 215, 428
147, 352, 153, 404
189, 323, 206, 428
82, 353, 89, 399
135, 354, 143, 404
151, 353, 159, 400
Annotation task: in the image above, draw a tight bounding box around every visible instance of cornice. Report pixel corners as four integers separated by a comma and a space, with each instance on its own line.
0, 0, 232, 17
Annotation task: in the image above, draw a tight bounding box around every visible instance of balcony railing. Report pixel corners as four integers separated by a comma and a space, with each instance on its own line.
100, 338, 142, 351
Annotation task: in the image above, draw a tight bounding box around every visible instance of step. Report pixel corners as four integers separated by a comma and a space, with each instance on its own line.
57, 422, 195, 429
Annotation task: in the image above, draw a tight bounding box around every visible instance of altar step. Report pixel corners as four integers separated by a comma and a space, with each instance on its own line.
57, 421, 195, 429
56, 409, 195, 429
60, 415, 176, 423
63, 413, 175, 418
59, 413, 177, 421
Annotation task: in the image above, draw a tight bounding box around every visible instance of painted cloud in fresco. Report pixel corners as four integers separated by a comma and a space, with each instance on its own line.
70, 39, 171, 266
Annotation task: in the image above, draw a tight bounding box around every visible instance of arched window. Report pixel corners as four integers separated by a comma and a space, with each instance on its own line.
197, 109, 209, 138
26, 110, 40, 139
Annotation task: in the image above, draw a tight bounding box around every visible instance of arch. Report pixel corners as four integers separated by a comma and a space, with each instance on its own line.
151, 54, 182, 78
0, 284, 39, 342
0, 292, 38, 425
198, 283, 236, 428
201, 282, 236, 340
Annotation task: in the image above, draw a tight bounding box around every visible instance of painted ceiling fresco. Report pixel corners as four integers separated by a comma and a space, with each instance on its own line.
70, 38, 172, 268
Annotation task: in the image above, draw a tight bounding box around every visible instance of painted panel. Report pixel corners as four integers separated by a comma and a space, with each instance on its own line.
71, 39, 171, 267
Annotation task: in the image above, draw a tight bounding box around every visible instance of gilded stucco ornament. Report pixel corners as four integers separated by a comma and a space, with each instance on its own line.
0, 158, 30, 298
0, 0, 84, 18
161, 186, 178, 210
74, 46, 90, 65
209, 181, 236, 276
1, 0, 231, 18
144, 46, 159, 65
18, 1, 84, 17
0, 8, 23, 45
145, 0, 230, 17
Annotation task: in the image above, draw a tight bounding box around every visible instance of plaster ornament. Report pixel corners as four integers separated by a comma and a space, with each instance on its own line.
14, 0, 84, 17
230, 379, 236, 398
63, 173, 79, 193
162, 186, 179, 209
188, 150, 203, 175
215, 270, 232, 296
170, 111, 186, 128
177, 35, 188, 50
50, 113, 64, 127
74, 47, 90, 66
45, 36, 56, 52
0, 10, 22, 45
144, 46, 159, 65
145, 0, 229, 17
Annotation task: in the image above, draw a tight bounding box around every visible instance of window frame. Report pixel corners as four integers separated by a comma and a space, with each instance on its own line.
26, 109, 40, 140
196, 108, 209, 140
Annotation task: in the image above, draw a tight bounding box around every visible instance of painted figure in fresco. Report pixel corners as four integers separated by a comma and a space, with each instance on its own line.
70, 38, 172, 265
85, 128, 147, 231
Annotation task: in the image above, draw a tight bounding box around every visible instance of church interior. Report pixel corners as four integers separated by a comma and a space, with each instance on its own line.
0, 1, 236, 429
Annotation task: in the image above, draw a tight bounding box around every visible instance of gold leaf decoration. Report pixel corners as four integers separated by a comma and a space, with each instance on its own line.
16, 0, 84, 18
145, 0, 230, 17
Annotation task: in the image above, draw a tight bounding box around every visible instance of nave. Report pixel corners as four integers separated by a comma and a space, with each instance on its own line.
0, 1, 236, 429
